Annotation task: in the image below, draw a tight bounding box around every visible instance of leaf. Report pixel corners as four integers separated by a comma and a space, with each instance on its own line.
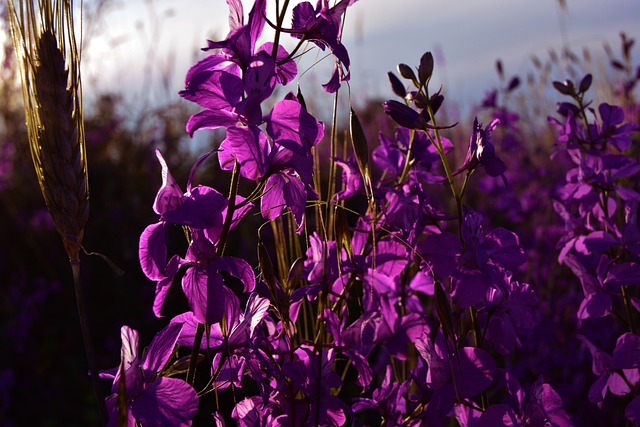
435, 281, 456, 346
164, 354, 205, 376
258, 241, 278, 298
334, 207, 353, 261
350, 107, 374, 204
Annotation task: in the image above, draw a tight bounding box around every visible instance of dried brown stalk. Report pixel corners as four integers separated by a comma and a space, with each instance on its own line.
8, 1, 106, 424
8, 0, 88, 263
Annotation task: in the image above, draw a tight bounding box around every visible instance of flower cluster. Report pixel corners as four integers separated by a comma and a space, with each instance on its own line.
548, 73, 640, 425
92, 2, 640, 427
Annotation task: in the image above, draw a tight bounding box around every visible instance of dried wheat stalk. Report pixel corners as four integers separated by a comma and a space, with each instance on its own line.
9, 2, 106, 423
9, 0, 89, 263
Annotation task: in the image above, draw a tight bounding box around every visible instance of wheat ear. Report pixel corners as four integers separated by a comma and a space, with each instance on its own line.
8, 1, 106, 424
9, 0, 89, 262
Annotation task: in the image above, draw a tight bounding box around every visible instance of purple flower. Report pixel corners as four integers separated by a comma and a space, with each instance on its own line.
449, 209, 526, 308
590, 103, 640, 151
290, 0, 358, 92
523, 377, 574, 427
203, 0, 267, 70
151, 149, 227, 230
172, 292, 270, 352
139, 151, 256, 321
180, 230, 256, 324
415, 331, 497, 398
352, 365, 413, 424
277, 346, 348, 426
100, 324, 199, 427
453, 117, 506, 182
382, 100, 427, 130
332, 156, 363, 202
483, 281, 539, 355
578, 333, 640, 406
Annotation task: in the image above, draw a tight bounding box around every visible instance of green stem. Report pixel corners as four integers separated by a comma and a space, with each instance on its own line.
186, 323, 205, 385
272, 0, 291, 57
397, 130, 415, 185
326, 89, 340, 241
622, 286, 638, 335
187, 161, 241, 386
71, 259, 107, 425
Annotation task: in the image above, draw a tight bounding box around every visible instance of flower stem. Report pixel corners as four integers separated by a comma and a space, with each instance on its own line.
621, 286, 638, 335
186, 323, 205, 385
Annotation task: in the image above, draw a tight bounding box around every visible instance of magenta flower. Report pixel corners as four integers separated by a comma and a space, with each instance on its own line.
453, 117, 506, 182
415, 331, 497, 398
590, 103, 639, 151
139, 151, 255, 322
290, 0, 358, 92
100, 323, 199, 427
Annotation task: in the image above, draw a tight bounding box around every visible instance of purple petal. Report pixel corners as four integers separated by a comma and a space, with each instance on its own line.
588, 374, 609, 403
525, 377, 574, 427
219, 126, 270, 180
119, 326, 139, 374
186, 108, 239, 137
206, 195, 253, 245
612, 332, 640, 369
452, 268, 491, 308
244, 293, 270, 337
266, 96, 324, 154
582, 230, 619, 254
232, 397, 264, 426
182, 265, 226, 324
247, 0, 267, 52
153, 150, 183, 215
226, 0, 244, 31
419, 232, 462, 278
505, 281, 538, 330
210, 256, 256, 293
453, 347, 497, 398
383, 100, 425, 129
153, 255, 185, 318
604, 262, 640, 289
478, 404, 519, 427
332, 157, 362, 202
113, 326, 143, 396
258, 42, 298, 85
241, 53, 276, 108
131, 377, 199, 427
626, 396, 640, 425
261, 172, 307, 232
483, 227, 527, 270
139, 222, 168, 281
142, 323, 184, 379
409, 271, 435, 295
577, 292, 612, 320
180, 69, 243, 111
171, 311, 225, 350
162, 185, 227, 229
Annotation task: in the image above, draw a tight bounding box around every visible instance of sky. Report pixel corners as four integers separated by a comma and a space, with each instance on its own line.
81, 0, 640, 114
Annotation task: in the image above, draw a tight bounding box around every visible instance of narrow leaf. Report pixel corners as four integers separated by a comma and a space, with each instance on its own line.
435, 281, 456, 346
350, 107, 373, 203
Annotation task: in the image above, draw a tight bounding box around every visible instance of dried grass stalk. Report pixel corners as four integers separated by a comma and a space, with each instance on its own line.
8, 2, 106, 423
9, 0, 89, 262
